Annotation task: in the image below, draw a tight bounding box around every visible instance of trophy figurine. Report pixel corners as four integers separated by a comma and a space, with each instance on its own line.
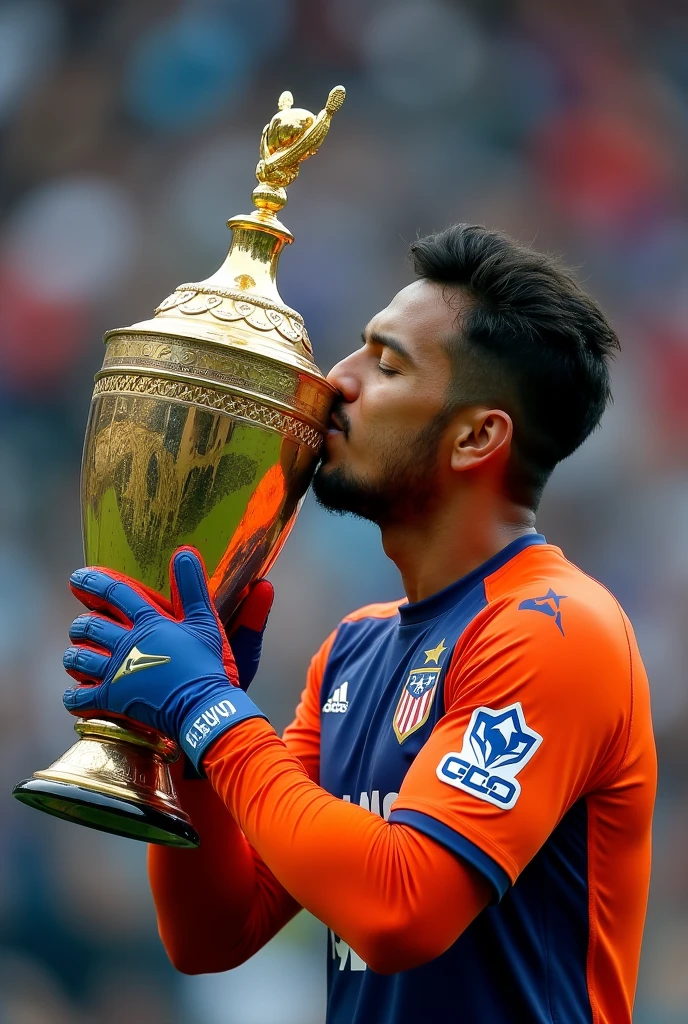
12, 87, 346, 847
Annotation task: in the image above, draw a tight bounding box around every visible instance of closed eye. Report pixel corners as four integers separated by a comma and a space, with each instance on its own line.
377, 363, 399, 376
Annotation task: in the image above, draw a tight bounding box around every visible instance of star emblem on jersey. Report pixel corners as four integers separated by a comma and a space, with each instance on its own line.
436, 703, 542, 809
424, 638, 447, 664
518, 588, 567, 635
112, 645, 171, 682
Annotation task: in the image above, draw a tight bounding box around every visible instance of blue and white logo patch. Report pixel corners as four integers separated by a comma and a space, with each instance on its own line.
436, 703, 542, 810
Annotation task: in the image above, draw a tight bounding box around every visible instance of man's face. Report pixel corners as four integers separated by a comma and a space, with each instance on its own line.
313, 279, 461, 526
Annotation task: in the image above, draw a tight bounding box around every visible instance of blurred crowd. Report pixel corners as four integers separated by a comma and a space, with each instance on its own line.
0, 0, 687, 1020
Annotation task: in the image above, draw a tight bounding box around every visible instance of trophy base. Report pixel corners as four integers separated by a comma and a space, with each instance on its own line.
12, 777, 200, 847
12, 717, 200, 848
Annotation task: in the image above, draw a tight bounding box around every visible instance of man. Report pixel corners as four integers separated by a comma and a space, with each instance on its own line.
63, 225, 656, 1023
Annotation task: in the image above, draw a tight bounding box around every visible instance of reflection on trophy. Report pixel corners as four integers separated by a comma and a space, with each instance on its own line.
12, 87, 346, 847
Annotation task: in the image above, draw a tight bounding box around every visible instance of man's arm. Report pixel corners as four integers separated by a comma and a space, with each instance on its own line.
62, 551, 491, 974
204, 719, 492, 974
146, 631, 331, 974
147, 759, 299, 974
201, 589, 631, 975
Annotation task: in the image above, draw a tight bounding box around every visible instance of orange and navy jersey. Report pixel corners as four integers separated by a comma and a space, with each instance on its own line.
285, 533, 656, 1024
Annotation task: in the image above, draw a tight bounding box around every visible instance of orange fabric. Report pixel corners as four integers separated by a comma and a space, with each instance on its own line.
147, 627, 332, 973
280, 627, 337, 781
149, 609, 489, 976
209, 464, 286, 595
150, 546, 655, 1012
392, 545, 656, 1023
339, 600, 407, 623
147, 759, 299, 974
205, 719, 491, 974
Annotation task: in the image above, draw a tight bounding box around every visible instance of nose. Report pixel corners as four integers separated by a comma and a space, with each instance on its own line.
326, 350, 361, 403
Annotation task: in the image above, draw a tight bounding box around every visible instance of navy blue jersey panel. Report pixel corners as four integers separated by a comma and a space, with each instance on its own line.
319, 580, 490, 808
541, 798, 593, 1022
326, 800, 592, 1024
318, 534, 593, 1024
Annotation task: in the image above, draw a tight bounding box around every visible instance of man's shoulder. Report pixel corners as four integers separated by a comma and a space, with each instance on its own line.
466, 545, 640, 703
316, 600, 405, 665
484, 542, 626, 631
341, 599, 406, 625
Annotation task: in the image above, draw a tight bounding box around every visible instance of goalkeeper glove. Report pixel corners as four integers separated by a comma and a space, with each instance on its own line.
63, 547, 271, 772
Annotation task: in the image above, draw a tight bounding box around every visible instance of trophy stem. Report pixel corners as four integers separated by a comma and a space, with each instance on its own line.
13, 718, 200, 848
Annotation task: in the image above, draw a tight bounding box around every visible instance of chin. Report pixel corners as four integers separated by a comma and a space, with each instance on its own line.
312, 463, 382, 523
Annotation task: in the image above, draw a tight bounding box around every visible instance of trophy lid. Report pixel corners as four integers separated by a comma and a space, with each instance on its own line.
105, 87, 346, 378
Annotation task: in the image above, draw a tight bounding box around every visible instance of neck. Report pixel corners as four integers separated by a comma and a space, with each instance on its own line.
380, 491, 537, 604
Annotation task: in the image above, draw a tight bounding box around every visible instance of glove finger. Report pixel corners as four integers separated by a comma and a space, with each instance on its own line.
229, 625, 265, 690
63, 683, 102, 713
69, 613, 129, 652
228, 581, 274, 690
170, 547, 214, 624
70, 569, 154, 624
63, 645, 110, 682
228, 580, 275, 637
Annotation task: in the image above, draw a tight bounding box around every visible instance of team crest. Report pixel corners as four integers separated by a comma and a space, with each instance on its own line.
393, 638, 447, 743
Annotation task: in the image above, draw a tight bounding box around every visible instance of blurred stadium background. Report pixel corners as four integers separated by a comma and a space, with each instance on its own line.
0, 0, 686, 1020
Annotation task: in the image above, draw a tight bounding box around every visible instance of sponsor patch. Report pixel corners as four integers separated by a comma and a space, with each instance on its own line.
436, 703, 542, 809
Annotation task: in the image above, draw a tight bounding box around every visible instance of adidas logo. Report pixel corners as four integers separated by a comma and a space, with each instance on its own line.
323, 682, 349, 714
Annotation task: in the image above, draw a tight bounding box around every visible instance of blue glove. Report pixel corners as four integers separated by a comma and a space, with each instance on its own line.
225, 578, 274, 691
63, 547, 270, 771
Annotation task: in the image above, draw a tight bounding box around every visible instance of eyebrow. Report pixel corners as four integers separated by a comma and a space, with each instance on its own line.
362, 330, 417, 367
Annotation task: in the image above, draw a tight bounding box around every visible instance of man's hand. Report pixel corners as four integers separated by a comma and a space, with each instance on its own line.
62, 547, 269, 771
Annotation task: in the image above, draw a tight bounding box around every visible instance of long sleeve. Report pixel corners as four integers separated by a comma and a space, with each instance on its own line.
147, 632, 333, 974
147, 763, 299, 974
204, 718, 491, 975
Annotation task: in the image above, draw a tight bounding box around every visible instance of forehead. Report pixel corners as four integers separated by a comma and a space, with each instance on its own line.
366, 279, 466, 359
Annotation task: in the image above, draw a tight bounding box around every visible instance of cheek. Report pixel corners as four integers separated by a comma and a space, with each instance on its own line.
361, 382, 434, 433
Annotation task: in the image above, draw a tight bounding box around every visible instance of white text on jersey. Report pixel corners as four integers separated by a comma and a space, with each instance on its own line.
342, 790, 399, 820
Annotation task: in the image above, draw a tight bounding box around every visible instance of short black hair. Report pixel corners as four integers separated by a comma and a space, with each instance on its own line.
409, 224, 620, 509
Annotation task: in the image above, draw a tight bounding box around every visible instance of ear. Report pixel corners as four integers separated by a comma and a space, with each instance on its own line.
450, 408, 512, 473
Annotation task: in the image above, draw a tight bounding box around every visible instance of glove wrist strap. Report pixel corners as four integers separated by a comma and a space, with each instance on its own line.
180, 688, 267, 771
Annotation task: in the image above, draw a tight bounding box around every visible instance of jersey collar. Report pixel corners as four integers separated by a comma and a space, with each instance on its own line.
398, 533, 547, 625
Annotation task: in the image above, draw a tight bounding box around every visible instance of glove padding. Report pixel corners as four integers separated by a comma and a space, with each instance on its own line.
63, 547, 268, 771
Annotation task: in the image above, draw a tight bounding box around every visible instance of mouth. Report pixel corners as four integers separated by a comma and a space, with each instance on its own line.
327, 407, 348, 437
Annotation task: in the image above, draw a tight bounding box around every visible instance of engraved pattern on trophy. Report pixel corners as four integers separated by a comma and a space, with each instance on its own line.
38, 737, 177, 804
154, 288, 313, 355
92, 374, 322, 450
102, 335, 327, 422
13, 85, 345, 847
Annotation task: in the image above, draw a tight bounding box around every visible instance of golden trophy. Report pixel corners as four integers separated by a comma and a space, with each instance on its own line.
13, 86, 345, 847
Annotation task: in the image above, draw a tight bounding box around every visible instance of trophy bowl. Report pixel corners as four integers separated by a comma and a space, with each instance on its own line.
12, 87, 345, 847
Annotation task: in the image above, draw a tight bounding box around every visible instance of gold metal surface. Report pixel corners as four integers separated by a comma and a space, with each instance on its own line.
14, 87, 346, 844
82, 385, 317, 613
35, 718, 182, 811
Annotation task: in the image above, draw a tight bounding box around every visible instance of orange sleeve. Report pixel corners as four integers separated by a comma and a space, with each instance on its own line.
389, 591, 631, 885
147, 631, 332, 973
204, 719, 491, 975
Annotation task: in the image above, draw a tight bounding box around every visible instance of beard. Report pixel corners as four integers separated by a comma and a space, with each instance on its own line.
312, 411, 449, 527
